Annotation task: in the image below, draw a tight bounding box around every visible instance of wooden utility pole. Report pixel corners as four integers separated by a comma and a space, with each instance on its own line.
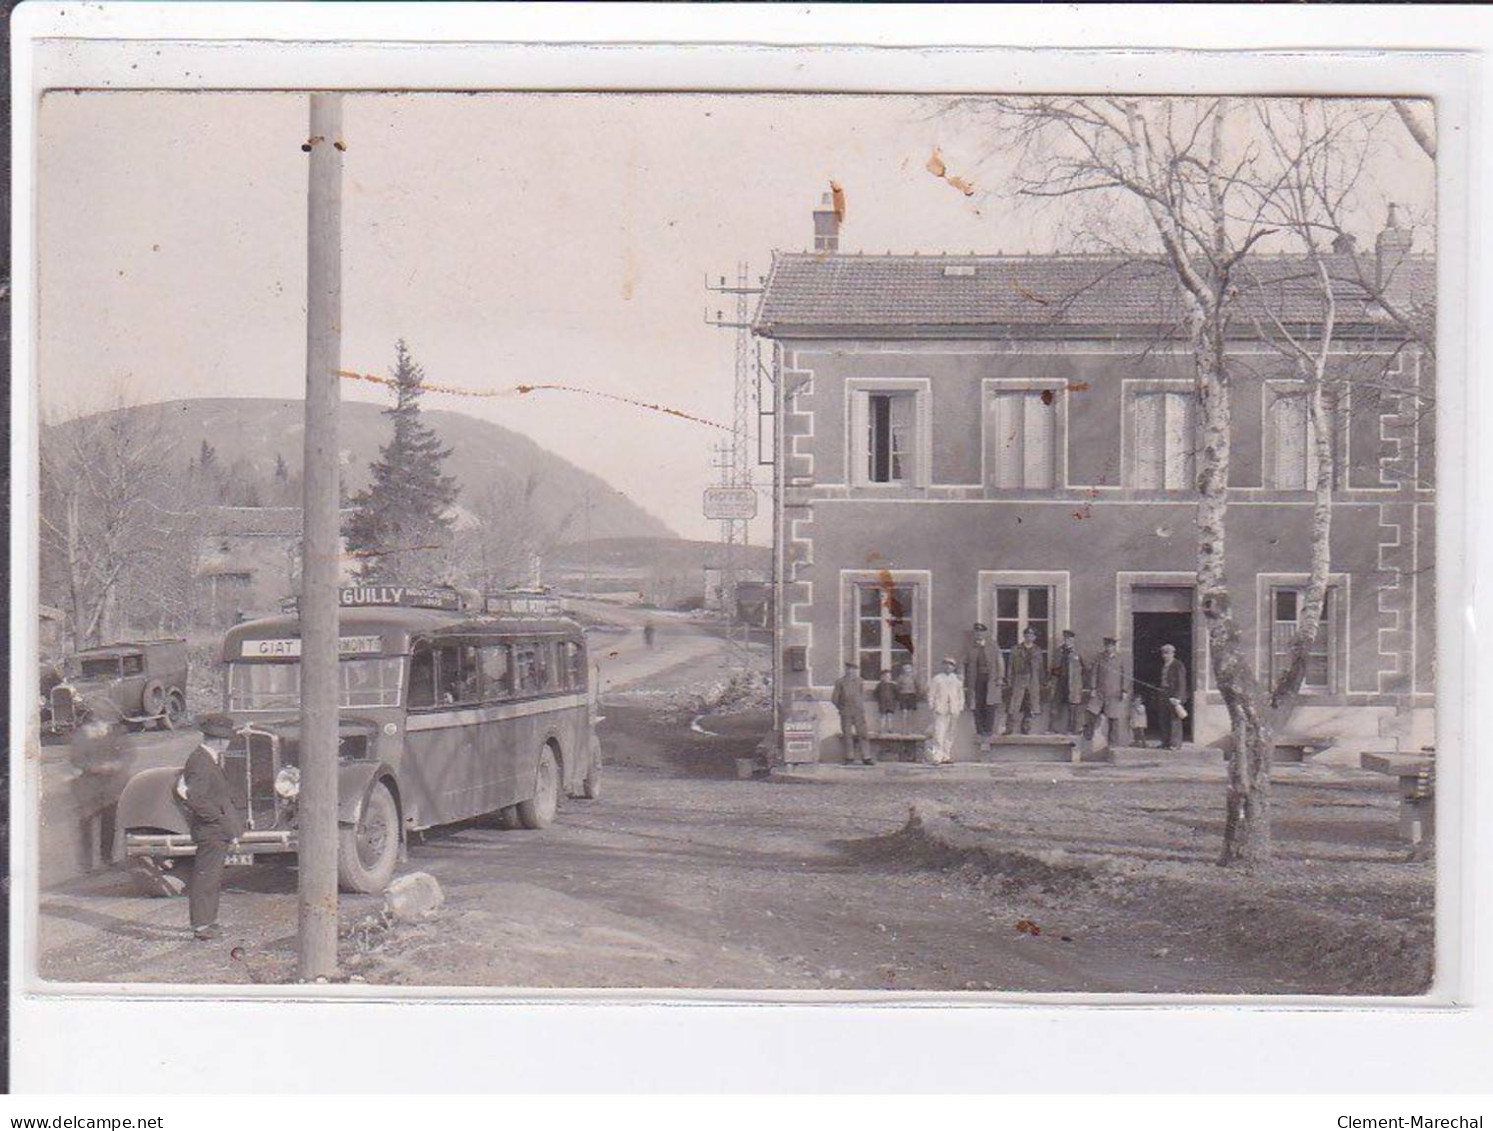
298, 92, 344, 980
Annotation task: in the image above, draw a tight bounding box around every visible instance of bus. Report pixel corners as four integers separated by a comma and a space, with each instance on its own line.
117, 584, 603, 895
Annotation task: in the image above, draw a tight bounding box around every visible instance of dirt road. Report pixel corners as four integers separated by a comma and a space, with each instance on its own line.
32, 618, 1429, 995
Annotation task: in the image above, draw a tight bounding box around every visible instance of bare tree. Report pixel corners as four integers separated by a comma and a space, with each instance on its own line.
976, 96, 1424, 865
39, 401, 199, 649
455, 473, 577, 593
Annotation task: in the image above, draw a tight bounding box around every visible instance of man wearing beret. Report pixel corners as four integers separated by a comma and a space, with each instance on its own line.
176, 714, 245, 940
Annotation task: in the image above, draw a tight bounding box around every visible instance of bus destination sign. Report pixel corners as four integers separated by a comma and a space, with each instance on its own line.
241, 635, 384, 658
339, 585, 462, 611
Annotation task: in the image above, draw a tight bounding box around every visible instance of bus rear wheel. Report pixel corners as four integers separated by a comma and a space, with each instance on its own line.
338, 780, 400, 894
517, 746, 560, 829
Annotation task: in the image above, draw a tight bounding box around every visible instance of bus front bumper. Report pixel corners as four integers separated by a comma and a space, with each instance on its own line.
124, 830, 297, 858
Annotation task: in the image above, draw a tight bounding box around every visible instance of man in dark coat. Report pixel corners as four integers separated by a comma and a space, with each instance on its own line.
1050, 629, 1087, 735
1158, 643, 1189, 750
831, 660, 872, 765
962, 623, 1004, 740
1085, 636, 1126, 746
177, 714, 245, 940
1004, 626, 1046, 735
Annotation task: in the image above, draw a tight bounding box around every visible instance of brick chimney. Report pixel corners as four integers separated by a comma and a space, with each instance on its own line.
813, 191, 840, 253
1375, 202, 1413, 288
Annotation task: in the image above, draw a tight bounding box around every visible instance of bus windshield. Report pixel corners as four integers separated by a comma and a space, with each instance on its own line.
227, 657, 406, 711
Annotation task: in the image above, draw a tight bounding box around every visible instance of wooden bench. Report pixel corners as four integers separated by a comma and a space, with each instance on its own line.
1274, 733, 1336, 764
980, 733, 1085, 764
1361, 750, 1435, 851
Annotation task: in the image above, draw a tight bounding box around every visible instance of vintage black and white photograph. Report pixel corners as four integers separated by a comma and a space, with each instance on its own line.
21, 85, 1441, 997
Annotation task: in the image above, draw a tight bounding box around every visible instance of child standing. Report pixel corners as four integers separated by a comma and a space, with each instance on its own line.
875, 669, 899, 735
896, 662, 921, 730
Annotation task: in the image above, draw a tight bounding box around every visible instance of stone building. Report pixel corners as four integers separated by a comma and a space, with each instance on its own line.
753, 199, 1434, 761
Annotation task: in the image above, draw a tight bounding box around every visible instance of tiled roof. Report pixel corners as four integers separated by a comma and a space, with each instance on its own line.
753, 251, 1433, 336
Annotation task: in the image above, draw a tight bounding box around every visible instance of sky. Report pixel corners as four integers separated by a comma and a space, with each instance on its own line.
36, 93, 1435, 542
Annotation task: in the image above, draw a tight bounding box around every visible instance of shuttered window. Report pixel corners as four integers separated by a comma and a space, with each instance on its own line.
986, 390, 1056, 488
852, 390, 921, 485
1269, 390, 1325, 490
1130, 391, 1195, 490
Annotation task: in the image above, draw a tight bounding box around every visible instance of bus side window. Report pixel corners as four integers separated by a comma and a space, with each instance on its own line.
479, 644, 512, 701
565, 640, 587, 689
408, 642, 436, 709
514, 643, 538, 696
437, 643, 481, 706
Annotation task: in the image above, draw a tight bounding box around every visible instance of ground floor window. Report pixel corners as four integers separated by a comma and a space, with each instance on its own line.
1270, 587, 1336, 691
857, 582, 916, 681
993, 585, 1052, 664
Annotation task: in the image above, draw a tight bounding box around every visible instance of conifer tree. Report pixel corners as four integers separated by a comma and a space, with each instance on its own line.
343, 340, 460, 582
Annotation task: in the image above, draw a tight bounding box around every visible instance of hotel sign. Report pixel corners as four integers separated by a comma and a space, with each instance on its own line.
703, 487, 758, 520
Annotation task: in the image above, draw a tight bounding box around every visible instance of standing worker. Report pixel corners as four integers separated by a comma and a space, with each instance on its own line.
1086, 636, 1127, 747
1159, 643, 1189, 750
963, 622, 1004, 742
831, 660, 873, 766
176, 715, 245, 941
925, 657, 965, 765
1050, 629, 1087, 735
643, 620, 656, 649
1004, 626, 1046, 735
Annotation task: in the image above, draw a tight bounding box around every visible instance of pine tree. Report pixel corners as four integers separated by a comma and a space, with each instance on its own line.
343, 340, 460, 582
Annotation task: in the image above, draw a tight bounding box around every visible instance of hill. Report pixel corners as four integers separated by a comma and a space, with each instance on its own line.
47, 397, 676, 542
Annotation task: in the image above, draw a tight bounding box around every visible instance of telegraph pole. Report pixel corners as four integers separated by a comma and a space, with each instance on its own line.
298, 92, 344, 981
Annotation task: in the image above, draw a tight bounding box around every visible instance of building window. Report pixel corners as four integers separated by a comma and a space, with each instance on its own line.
856, 582, 916, 681
850, 387, 923, 486
1129, 389, 1196, 490
993, 586, 1052, 665
986, 389, 1056, 488
1270, 587, 1335, 691
866, 392, 916, 484
1268, 389, 1331, 490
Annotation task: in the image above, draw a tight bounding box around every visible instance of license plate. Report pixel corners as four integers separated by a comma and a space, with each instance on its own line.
224, 853, 254, 867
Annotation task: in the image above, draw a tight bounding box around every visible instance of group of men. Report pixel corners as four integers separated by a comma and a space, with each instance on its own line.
831, 622, 1189, 765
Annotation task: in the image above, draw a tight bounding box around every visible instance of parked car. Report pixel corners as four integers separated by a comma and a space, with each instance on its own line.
46, 639, 190, 734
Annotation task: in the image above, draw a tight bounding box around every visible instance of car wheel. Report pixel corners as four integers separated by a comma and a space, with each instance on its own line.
337, 781, 400, 894
517, 745, 560, 829
141, 680, 166, 718
161, 691, 187, 731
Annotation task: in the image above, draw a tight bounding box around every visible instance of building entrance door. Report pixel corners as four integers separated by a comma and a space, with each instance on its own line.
1130, 586, 1194, 744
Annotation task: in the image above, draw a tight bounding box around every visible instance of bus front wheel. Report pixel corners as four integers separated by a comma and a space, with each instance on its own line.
517, 746, 560, 830
338, 780, 400, 894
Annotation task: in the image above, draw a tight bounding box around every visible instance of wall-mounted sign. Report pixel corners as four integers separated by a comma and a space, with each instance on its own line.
703, 486, 759, 520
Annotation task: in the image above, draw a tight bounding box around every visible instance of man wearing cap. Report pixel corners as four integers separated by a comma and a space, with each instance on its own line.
926, 656, 965, 764
962, 622, 1004, 741
1004, 626, 1046, 735
1159, 643, 1189, 750
831, 660, 873, 765
1050, 629, 1088, 735
176, 715, 245, 940
1086, 636, 1126, 746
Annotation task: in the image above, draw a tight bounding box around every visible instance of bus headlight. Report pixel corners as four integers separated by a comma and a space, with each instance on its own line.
274, 765, 301, 799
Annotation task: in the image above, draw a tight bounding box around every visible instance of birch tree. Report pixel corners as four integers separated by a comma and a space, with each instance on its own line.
39, 401, 198, 648
981, 97, 1351, 865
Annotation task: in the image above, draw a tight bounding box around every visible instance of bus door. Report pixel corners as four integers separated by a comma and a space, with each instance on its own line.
475, 640, 519, 809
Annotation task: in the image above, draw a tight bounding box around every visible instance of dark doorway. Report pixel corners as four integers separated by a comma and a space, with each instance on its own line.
1131, 591, 1194, 744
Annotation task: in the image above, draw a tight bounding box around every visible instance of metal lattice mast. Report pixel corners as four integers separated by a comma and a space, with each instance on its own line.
705, 263, 764, 652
